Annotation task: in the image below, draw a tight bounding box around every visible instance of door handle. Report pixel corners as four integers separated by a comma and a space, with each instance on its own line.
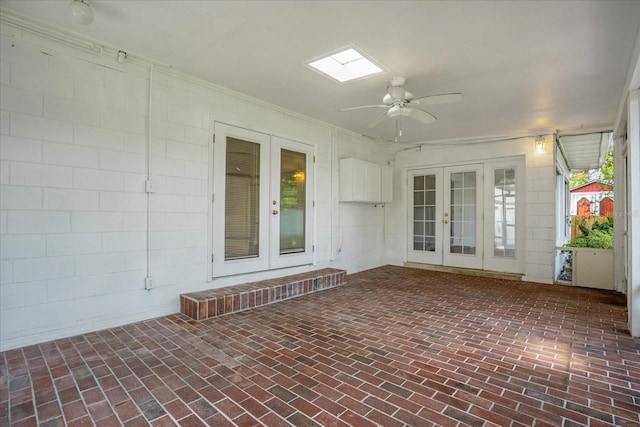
272, 210, 279, 215
443, 219, 449, 224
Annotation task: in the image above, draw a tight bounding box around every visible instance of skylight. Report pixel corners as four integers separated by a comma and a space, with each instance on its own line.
306, 47, 383, 83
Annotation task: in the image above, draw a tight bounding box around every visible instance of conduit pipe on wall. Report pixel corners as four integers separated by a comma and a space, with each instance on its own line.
329, 128, 336, 261
329, 127, 344, 261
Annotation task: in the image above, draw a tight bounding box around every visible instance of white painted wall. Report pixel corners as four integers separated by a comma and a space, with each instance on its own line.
0, 20, 390, 350
385, 136, 556, 284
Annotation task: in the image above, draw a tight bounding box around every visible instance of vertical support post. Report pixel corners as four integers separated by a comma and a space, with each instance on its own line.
627, 89, 640, 336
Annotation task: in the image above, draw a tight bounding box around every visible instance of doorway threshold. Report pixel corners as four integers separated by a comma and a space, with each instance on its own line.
404, 262, 523, 281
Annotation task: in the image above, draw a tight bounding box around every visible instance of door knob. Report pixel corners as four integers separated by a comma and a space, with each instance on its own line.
272, 210, 279, 215
443, 219, 449, 224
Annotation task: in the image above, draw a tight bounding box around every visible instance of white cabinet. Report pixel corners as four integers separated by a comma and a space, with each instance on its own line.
339, 158, 392, 203
573, 248, 614, 290
380, 164, 392, 203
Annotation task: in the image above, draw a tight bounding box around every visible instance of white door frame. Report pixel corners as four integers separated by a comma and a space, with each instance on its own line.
212, 124, 315, 277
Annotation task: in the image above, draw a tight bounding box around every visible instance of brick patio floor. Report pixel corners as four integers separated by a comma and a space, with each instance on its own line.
2, 265, 639, 426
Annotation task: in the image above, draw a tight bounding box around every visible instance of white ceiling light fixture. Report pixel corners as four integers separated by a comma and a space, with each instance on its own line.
305, 46, 383, 83
68, 0, 94, 25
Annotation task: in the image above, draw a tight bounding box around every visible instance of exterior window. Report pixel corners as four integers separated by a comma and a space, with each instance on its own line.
493, 168, 516, 257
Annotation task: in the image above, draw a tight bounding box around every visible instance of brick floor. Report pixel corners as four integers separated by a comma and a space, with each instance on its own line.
1, 265, 639, 426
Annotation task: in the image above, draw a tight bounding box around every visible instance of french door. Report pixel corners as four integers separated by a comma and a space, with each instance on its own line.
407, 159, 523, 273
212, 123, 314, 277
409, 165, 483, 269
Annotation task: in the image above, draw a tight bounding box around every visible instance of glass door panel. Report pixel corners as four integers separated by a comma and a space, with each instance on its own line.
213, 123, 270, 276
270, 137, 314, 269
483, 158, 524, 273
279, 149, 306, 255
493, 167, 516, 257
225, 137, 260, 260
407, 168, 442, 264
449, 171, 477, 255
443, 165, 483, 269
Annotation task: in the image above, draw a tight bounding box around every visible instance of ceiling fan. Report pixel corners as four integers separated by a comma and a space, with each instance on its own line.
341, 77, 462, 140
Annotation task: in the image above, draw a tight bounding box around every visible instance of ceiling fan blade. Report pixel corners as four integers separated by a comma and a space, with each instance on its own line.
413, 92, 462, 106
366, 111, 388, 129
408, 108, 437, 125
340, 104, 387, 111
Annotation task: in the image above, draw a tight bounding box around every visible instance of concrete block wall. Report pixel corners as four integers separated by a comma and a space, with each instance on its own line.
0, 23, 157, 351
0, 18, 391, 350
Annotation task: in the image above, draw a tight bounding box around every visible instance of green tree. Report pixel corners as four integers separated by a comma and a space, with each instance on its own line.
569, 144, 614, 188
599, 145, 614, 184
569, 171, 589, 188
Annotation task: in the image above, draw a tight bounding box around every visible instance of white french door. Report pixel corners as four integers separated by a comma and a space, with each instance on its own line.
408, 165, 483, 269
212, 123, 314, 277
407, 159, 523, 273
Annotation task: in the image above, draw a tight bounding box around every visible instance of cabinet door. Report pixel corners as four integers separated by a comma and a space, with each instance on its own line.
339, 158, 390, 203
365, 161, 381, 202
352, 159, 368, 201
381, 165, 393, 203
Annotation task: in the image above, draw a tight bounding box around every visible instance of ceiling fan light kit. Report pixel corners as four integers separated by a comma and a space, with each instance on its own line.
388, 104, 412, 118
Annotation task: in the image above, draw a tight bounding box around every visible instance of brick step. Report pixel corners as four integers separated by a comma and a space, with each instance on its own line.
180, 268, 346, 320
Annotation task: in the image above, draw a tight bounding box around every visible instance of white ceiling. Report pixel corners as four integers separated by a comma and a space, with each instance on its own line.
2, 0, 640, 145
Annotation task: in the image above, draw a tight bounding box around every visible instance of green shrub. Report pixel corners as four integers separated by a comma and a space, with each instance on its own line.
567, 217, 614, 249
